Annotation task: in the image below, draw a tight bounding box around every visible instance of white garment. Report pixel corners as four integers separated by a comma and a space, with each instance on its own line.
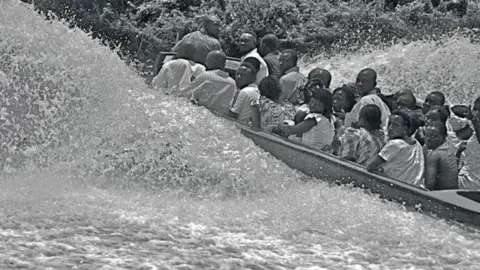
344, 93, 391, 129
152, 59, 205, 95
230, 83, 260, 123
302, 113, 335, 152
241, 49, 269, 85
459, 132, 480, 189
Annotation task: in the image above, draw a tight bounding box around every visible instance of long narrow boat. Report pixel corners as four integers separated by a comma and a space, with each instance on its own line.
158, 52, 480, 228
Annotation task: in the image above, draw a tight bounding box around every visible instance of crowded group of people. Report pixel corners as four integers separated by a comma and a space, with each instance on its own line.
151, 15, 480, 191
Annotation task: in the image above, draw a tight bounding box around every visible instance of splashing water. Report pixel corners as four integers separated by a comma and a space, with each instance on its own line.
1, 1, 480, 269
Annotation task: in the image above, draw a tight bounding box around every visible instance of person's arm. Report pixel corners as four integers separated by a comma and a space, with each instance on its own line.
228, 90, 247, 120
424, 151, 440, 190
280, 118, 317, 136
179, 76, 205, 98
367, 156, 386, 172
251, 104, 261, 130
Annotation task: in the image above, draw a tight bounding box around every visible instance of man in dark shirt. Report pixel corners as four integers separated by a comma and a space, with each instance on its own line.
259, 34, 281, 79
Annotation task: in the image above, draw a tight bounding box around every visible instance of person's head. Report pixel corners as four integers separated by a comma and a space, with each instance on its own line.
332, 87, 356, 113
423, 91, 446, 114
358, 104, 382, 131
473, 97, 480, 112
258, 76, 282, 102
236, 57, 259, 88
175, 42, 197, 61
279, 49, 298, 74
388, 110, 414, 140
203, 15, 221, 38
259, 34, 279, 57
307, 68, 323, 82
310, 88, 333, 119
205, 50, 226, 71
239, 31, 257, 53
355, 68, 377, 96
425, 105, 449, 125
424, 121, 448, 150
317, 69, 332, 89
394, 93, 417, 110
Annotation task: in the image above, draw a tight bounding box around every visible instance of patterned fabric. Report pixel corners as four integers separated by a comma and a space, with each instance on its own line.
251, 96, 296, 132
241, 49, 269, 85
302, 113, 335, 152
379, 139, 425, 187
279, 67, 307, 104
344, 92, 391, 129
173, 31, 222, 65
230, 83, 260, 123
152, 59, 205, 95
180, 70, 237, 115
338, 127, 385, 166
263, 53, 281, 79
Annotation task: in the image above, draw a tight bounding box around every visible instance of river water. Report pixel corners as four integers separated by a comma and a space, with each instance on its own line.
1, 1, 480, 269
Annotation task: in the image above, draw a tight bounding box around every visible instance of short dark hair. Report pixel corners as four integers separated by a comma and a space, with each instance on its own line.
427, 91, 446, 106
261, 34, 279, 50
259, 76, 282, 101
427, 105, 450, 123
242, 30, 257, 41
359, 104, 382, 130
311, 88, 333, 120
333, 86, 357, 113
392, 109, 418, 136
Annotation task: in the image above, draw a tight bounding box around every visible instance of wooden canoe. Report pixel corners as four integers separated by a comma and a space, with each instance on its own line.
158, 51, 480, 228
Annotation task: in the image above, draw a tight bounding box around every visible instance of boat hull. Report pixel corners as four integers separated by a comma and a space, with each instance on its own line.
236, 122, 480, 228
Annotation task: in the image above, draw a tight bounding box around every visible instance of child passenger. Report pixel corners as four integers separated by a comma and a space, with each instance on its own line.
367, 110, 425, 187
337, 104, 385, 166
280, 89, 335, 152
423, 121, 459, 190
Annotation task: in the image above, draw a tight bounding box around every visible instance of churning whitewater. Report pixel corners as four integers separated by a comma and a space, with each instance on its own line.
1, 1, 480, 269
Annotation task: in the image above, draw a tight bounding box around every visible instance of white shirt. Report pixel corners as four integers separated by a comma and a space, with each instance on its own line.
344, 92, 391, 129
302, 113, 335, 152
230, 83, 260, 123
241, 49, 269, 85
152, 59, 205, 95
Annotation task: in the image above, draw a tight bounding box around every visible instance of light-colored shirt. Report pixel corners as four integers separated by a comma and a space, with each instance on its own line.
302, 113, 335, 152
279, 67, 307, 104
344, 92, 391, 129
379, 139, 425, 187
459, 132, 480, 189
230, 83, 260, 123
181, 70, 237, 115
152, 59, 205, 95
173, 31, 222, 65
339, 127, 385, 166
241, 49, 269, 85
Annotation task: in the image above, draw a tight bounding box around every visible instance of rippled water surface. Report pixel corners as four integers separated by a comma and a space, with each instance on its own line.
1, 1, 480, 269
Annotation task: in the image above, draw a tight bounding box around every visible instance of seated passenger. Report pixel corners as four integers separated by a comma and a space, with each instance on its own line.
239, 31, 269, 84
458, 96, 480, 189
295, 69, 326, 114
180, 51, 237, 115
251, 76, 296, 133
332, 86, 357, 124
317, 68, 332, 91
278, 49, 307, 104
344, 68, 391, 129
228, 58, 261, 123
259, 34, 281, 79
424, 121, 459, 190
416, 105, 452, 146
422, 91, 446, 115
367, 110, 425, 187
338, 104, 385, 166
280, 89, 335, 152
152, 43, 205, 94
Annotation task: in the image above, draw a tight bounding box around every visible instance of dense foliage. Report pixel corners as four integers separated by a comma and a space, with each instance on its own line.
22, 0, 477, 77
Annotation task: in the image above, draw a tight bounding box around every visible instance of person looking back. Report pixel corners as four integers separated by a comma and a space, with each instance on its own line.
344, 68, 391, 129
179, 51, 236, 115
239, 31, 269, 85
172, 15, 222, 65
278, 49, 306, 104
367, 110, 425, 187
259, 34, 281, 80
228, 57, 261, 123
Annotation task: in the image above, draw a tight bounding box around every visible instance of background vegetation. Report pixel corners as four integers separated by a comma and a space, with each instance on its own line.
22, 0, 477, 77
